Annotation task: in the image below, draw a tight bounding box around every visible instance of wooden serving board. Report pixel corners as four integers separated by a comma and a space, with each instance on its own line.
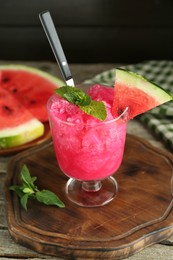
4, 135, 173, 259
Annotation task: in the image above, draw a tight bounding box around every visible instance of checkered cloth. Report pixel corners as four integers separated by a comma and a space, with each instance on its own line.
84, 60, 173, 151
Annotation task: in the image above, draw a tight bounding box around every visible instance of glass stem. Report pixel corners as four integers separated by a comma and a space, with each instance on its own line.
82, 180, 102, 192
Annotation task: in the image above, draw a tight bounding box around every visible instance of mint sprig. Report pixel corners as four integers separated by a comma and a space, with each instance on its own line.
55, 86, 107, 121
80, 100, 107, 121
56, 86, 91, 106
9, 165, 65, 210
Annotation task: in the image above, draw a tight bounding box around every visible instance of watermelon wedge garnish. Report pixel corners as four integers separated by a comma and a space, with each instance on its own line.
112, 68, 173, 120
0, 64, 64, 149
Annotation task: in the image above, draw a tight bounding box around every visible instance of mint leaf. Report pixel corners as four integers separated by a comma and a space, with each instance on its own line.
56, 86, 91, 106
31, 176, 37, 183
55, 85, 107, 121
20, 165, 37, 190
20, 164, 32, 184
9, 185, 24, 198
36, 190, 65, 208
23, 187, 34, 194
21, 193, 29, 211
9, 164, 65, 210
80, 100, 107, 121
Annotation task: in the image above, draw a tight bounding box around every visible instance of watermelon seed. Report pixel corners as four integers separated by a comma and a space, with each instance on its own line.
12, 88, 17, 93
2, 77, 10, 83
2, 105, 13, 114
118, 109, 124, 115
30, 100, 36, 104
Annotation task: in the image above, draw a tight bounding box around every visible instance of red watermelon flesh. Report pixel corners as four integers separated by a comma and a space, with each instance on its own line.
112, 68, 173, 120
0, 88, 36, 129
112, 82, 160, 120
0, 67, 64, 122
0, 87, 44, 149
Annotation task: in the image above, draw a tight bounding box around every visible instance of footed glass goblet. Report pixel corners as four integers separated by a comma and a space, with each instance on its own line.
47, 84, 128, 207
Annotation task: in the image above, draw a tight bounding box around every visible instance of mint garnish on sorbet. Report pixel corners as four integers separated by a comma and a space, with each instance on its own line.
9, 165, 65, 210
55, 86, 107, 121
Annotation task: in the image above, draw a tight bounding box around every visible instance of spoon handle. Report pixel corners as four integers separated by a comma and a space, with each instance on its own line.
39, 11, 74, 85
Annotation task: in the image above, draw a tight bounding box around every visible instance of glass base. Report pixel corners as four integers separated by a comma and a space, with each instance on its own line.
65, 176, 118, 207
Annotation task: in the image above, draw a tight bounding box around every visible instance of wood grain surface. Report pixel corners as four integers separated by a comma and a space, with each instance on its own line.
4, 134, 173, 259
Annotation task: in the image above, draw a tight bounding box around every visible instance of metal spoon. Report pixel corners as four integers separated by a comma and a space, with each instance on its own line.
39, 11, 74, 86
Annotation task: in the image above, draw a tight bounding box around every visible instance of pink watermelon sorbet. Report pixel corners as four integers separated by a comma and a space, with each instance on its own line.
48, 84, 127, 181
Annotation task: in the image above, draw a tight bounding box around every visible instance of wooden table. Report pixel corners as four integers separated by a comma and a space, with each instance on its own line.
1, 62, 173, 259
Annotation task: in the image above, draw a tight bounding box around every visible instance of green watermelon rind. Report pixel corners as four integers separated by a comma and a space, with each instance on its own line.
0, 64, 65, 87
0, 119, 44, 149
116, 68, 173, 103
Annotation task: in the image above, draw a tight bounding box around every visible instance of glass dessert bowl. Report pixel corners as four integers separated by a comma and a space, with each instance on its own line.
47, 84, 128, 207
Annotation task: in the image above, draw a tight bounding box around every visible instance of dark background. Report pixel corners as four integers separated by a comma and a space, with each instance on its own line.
0, 0, 173, 63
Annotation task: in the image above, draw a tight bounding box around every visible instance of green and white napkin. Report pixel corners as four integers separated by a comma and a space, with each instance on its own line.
84, 60, 173, 151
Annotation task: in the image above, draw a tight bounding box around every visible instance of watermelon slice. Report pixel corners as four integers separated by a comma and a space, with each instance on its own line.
0, 64, 64, 149
0, 65, 64, 122
0, 88, 44, 149
112, 68, 173, 120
